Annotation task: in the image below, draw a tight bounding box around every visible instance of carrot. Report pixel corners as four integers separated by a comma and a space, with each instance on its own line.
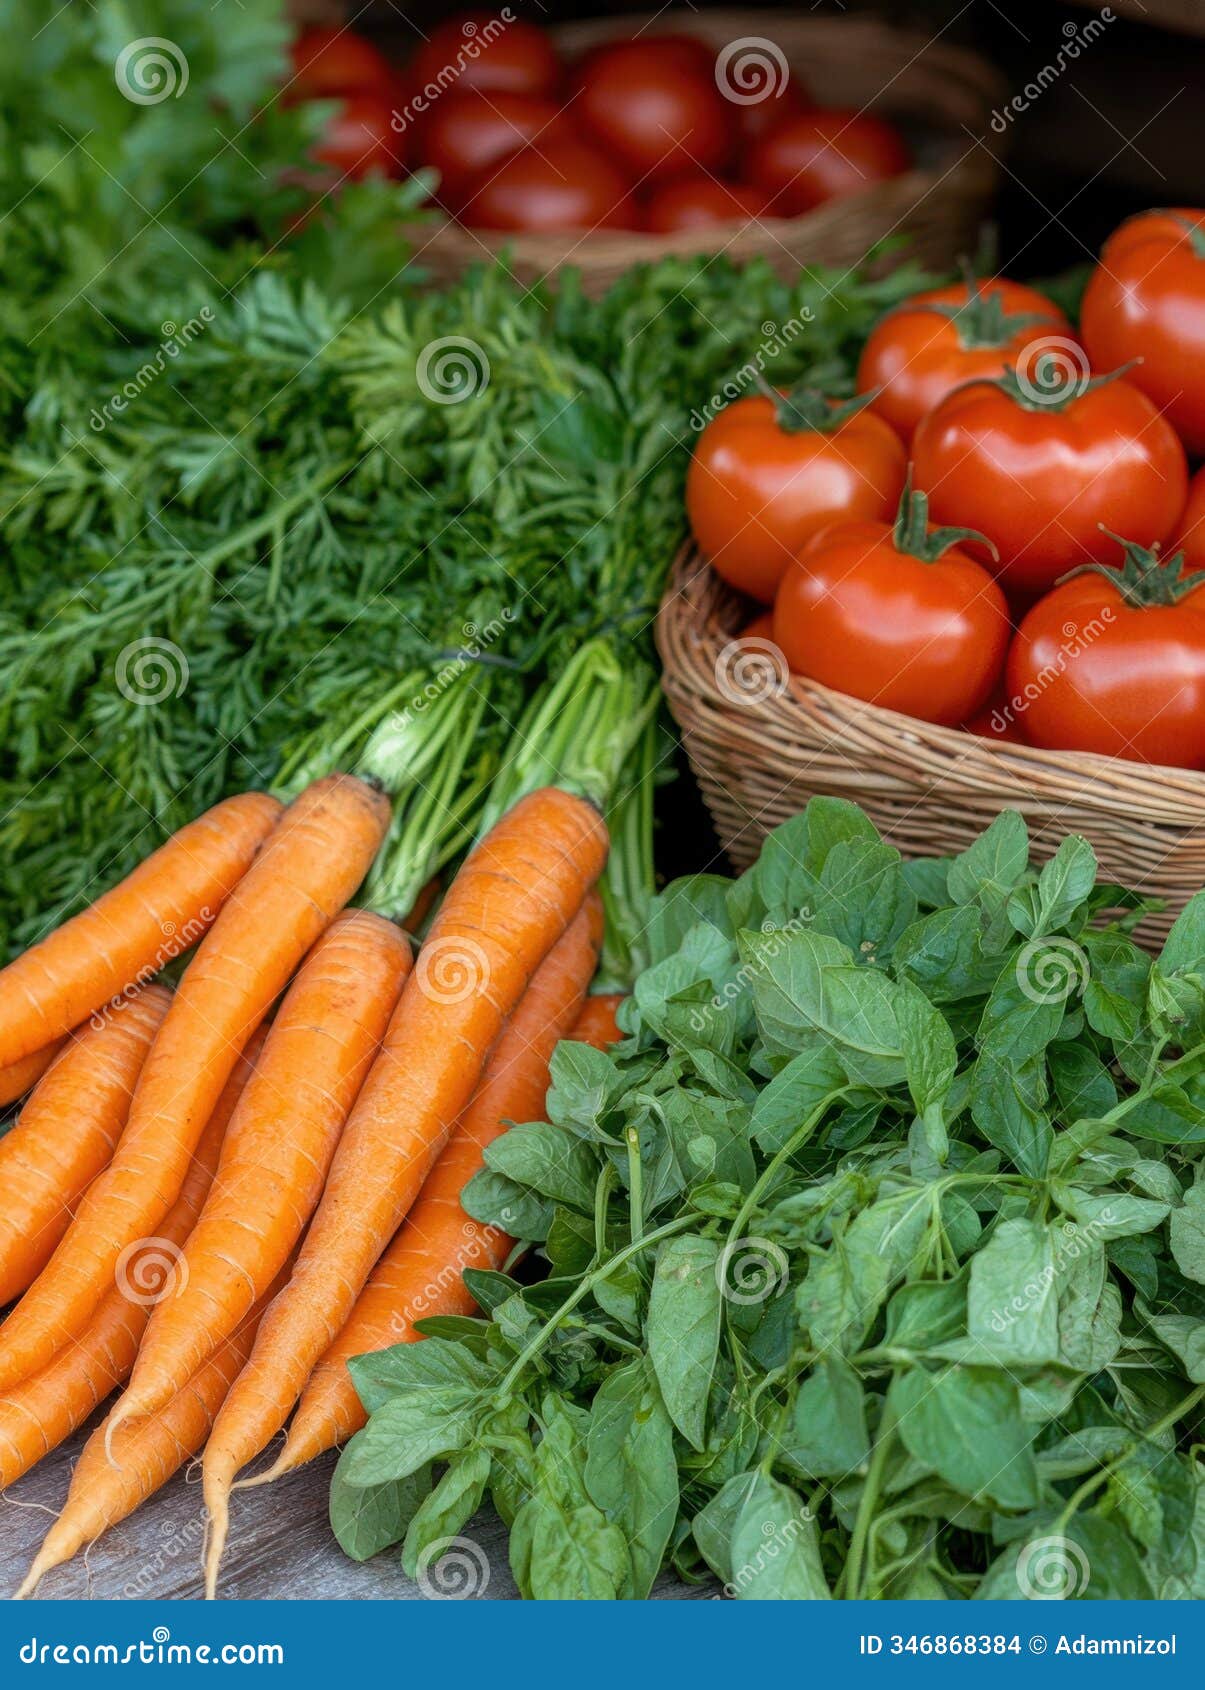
0, 791, 281, 1071
14, 1270, 282, 1598
0, 1024, 264, 1491
0, 987, 171, 1307
0, 774, 390, 1394
0, 1040, 67, 1110
107, 911, 411, 1429
201, 787, 606, 1592
248, 895, 607, 1483
568, 992, 626, 1049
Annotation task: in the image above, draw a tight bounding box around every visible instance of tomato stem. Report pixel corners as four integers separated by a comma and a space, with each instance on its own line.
1057, 531, 1200, 606
916, 263, 1056, 351
891, 470, 998, 565
753, 369, 877, 435
996, 356, 1138, 413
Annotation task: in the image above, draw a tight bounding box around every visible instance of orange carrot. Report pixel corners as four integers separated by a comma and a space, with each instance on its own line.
14, 1272, 281, 1598
0, 774, 390, 1394
0, 791, 281, 1070
402, 874, 440, 936
569, 993, 626, 1049
201, 787, 606, 1592
0, 1041, 67, 1110
108, 911, 411, 1428
0, 1024, 264, 1491
0, 987, 172, 1306
249, 895, 607, 1482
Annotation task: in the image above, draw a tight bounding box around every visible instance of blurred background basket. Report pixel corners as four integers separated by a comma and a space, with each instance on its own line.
657, 548, 1205, 944
421, 10, 1005, 296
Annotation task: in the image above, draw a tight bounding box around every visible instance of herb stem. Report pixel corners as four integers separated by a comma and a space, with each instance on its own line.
842, 1405, 895, 1601
494, 1213, 695, 1402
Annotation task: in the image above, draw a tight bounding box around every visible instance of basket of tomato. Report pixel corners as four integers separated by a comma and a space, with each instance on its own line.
403, 9, 1003, 295
657, 210, 1205, 942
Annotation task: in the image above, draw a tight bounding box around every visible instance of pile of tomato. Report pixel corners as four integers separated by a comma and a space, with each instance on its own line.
689, 208, 1205, 772
286, 17, 910, 234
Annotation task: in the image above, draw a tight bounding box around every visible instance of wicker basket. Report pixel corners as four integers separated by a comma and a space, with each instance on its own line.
657, 548, 1205, 945
417, 11, 1005, 296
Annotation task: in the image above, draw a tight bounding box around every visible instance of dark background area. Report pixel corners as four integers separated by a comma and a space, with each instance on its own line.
311, 0, 1205, 880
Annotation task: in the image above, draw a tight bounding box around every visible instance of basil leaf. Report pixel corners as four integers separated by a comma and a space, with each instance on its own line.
329, 1436, 431, 1562
729, 1474, 831, 1599
647, 1234, 722, 1450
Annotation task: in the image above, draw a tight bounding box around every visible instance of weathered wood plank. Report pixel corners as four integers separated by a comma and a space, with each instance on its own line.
0, 1435, 710, 1600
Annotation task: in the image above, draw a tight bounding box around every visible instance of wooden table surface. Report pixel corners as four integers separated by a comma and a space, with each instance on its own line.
0, 1432, 710, 1601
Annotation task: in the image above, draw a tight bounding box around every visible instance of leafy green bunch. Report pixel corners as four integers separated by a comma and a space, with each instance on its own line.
331, 799, 1205, 1600
1, 145, 921, 968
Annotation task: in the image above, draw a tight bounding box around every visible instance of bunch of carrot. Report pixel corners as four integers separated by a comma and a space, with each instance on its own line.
0, 771, 615, 1598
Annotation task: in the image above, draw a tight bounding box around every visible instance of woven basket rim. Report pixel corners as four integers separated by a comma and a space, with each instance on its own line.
659, 542, 1205, 803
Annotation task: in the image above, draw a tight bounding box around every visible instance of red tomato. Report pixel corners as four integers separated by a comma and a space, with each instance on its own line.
1174, 465, 1205, 574
575, 39, 730, 181
687, 388, 907, 604
1081, 209, 1205, 458
644, 176, 764, 233
747, 109, 909, 215
856, 278, 1073, 446
288, 27, 396, 102
313, 93, 405, 179
772, 486, 1009, 725
912, 369, 1188, 601
1006, 543, 1205, 767
737, 77, 810, 148
463, 139, 636, 233
410, 14, 559, 99
416, 89, 563, 207
963, 690, 1025, 743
